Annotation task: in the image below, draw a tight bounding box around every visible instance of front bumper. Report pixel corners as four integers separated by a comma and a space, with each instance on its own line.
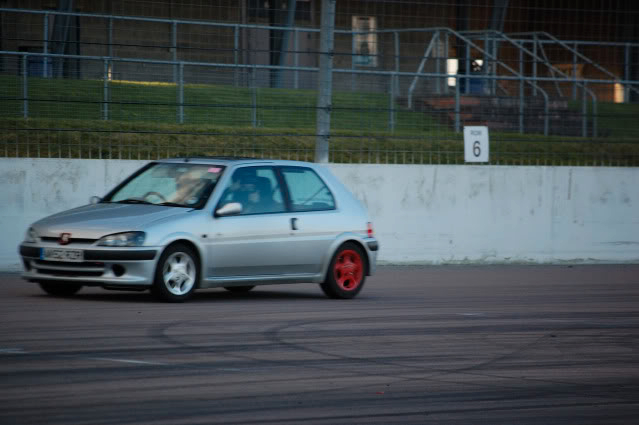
19, 244, 159, 287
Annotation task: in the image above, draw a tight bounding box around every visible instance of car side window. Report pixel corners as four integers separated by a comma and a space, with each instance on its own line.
219, 166, 286, 215
280, 167, 336, 212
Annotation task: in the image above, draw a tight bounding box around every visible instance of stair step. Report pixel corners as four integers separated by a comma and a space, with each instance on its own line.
410, 95, 587, 136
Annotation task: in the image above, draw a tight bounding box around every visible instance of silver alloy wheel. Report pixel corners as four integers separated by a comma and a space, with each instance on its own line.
162, 251, 196, 296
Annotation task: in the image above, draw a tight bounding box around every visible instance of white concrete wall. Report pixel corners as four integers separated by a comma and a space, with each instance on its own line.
1, 159, 638, 270
1, 159, 146, 270
331, 164, 639, 264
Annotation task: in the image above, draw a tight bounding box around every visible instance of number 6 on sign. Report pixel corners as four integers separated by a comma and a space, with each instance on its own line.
464, 126, 489, 163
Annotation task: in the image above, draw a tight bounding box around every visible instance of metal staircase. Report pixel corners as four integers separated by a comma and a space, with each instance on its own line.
402, 27, 638, 137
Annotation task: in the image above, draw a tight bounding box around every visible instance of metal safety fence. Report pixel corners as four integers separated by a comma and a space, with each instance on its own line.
1, 5, 638, 166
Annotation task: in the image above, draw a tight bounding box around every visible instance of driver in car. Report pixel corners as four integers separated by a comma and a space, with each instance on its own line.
170, 168, 208, 204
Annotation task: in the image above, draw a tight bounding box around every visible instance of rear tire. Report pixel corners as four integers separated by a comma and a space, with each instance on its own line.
38, 282, 82, 297
224, 286, 255, 293
151, 243, 199, 302
320, 242, 367, 299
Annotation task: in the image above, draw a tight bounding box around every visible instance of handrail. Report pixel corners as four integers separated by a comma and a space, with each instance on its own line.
473, 34, 639, 49
403, 27, 552, 135
0, 7, 321, 33
4, 8, 638, 52
473, 30, 598, 137
4, 49, 634, 85
4, 49, 556, 134
406, 32, 439, 109
507, 31, 639, 99
538, 31, 639, 99
3, 48, 621, 137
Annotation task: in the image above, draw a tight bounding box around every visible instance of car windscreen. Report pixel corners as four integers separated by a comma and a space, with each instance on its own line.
103, 163, 225, 209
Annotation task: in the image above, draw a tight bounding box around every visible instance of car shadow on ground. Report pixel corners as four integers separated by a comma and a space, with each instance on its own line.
29, 286, 328, 303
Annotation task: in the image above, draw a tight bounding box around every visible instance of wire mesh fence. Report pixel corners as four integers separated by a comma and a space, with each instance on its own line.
0, 1, 638, 165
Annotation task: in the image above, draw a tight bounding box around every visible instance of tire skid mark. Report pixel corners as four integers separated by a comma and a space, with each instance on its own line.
263, 314, 639, 403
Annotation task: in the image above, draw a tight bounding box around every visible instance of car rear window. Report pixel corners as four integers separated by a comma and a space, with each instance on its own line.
280, 167, 335, 212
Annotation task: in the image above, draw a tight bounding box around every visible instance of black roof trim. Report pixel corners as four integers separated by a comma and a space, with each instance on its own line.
175, 156, 259, 162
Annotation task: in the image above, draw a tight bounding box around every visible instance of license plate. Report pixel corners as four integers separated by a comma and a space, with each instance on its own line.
41, 248, 84, 262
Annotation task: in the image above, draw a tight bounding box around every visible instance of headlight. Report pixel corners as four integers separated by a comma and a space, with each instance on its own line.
97, 232, 146, 247
24, 227, 38, 243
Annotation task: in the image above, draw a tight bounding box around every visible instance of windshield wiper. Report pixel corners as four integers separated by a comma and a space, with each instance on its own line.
157, 202, 190, 208
117, 198, 153, 205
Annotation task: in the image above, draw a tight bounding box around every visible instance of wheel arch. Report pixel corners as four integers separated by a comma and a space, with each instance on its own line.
156, 237, 204, 287
342, 239, 370, 275
320, 235, 371, 283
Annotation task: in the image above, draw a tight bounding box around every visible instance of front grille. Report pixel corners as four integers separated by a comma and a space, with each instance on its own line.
33, 260, 105, 277
40, 237, 97, 245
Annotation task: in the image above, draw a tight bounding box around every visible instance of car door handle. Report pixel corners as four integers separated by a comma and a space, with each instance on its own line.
290, 217, 298, 231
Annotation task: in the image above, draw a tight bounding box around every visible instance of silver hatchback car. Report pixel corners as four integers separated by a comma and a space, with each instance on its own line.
18, 158, 379, 302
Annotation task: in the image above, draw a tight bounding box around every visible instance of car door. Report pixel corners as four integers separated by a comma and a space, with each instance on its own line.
205, 166, 297, 278
277, 166, 341, 275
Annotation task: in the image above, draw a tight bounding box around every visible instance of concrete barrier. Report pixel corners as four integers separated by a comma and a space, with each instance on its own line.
1, 158, 638, 270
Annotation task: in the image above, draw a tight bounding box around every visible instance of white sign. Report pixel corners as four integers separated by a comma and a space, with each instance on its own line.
464, 126, 489, 162
352, 16, 378, 67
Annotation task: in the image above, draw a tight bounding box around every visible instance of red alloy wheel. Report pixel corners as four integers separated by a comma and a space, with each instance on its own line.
333, 249, 364, 291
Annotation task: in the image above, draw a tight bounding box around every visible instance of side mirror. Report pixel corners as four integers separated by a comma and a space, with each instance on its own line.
215, 202, 242, 217
89, 196, 102, 205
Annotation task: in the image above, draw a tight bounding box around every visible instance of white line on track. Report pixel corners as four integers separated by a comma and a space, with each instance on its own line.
0, 348, 245, 371
89, 358, 244, 372
0, 348, 27, 354
89, 357, 166, 365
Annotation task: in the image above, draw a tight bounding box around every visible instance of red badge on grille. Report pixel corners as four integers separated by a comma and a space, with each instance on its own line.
59, 233, 71, 245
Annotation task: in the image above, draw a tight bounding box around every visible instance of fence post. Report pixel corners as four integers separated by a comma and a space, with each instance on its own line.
43, 13, 48, 78
464, 42, 470, 95
454, 75, 460, 132
294, 28, 299, 89
171, 21, 177, 83
22, 55, 28, 118
108, 18, 113, 55
108, 18, 113, 77
572, 43, 578, 101
483, 32, 490, 95
103, 59, 109, 120
532, 35, 537, 97
435, 30, 441, 94
444, 33, 449, 95
492, 36, 498, 95
592, 94, 597, 138
393, 31, 400, 74
234, 25, 239, 87
543, 93, 549, 136
625, 43, 631, 104
581, 84, 587, 138
315, 0, 336, 163
483, 31, 488, 82
177, 62, 184, 124
389, 73, 395, 132
350, 34, 355, 92
519, 49, 524, 134
250, 65, 257, 128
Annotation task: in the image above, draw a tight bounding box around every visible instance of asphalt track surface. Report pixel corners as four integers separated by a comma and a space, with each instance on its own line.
1, 265, 639, 425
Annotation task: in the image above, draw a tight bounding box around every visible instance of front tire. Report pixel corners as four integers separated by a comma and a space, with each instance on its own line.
320, 242, 367, 299
38, 282, 82, 297
152, 243, 200, 302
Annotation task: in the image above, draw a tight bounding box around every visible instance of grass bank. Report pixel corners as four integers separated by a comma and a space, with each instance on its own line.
0, 75, 637, 165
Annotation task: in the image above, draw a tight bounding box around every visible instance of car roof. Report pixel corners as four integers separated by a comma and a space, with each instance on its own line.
157, 157, 318, 167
